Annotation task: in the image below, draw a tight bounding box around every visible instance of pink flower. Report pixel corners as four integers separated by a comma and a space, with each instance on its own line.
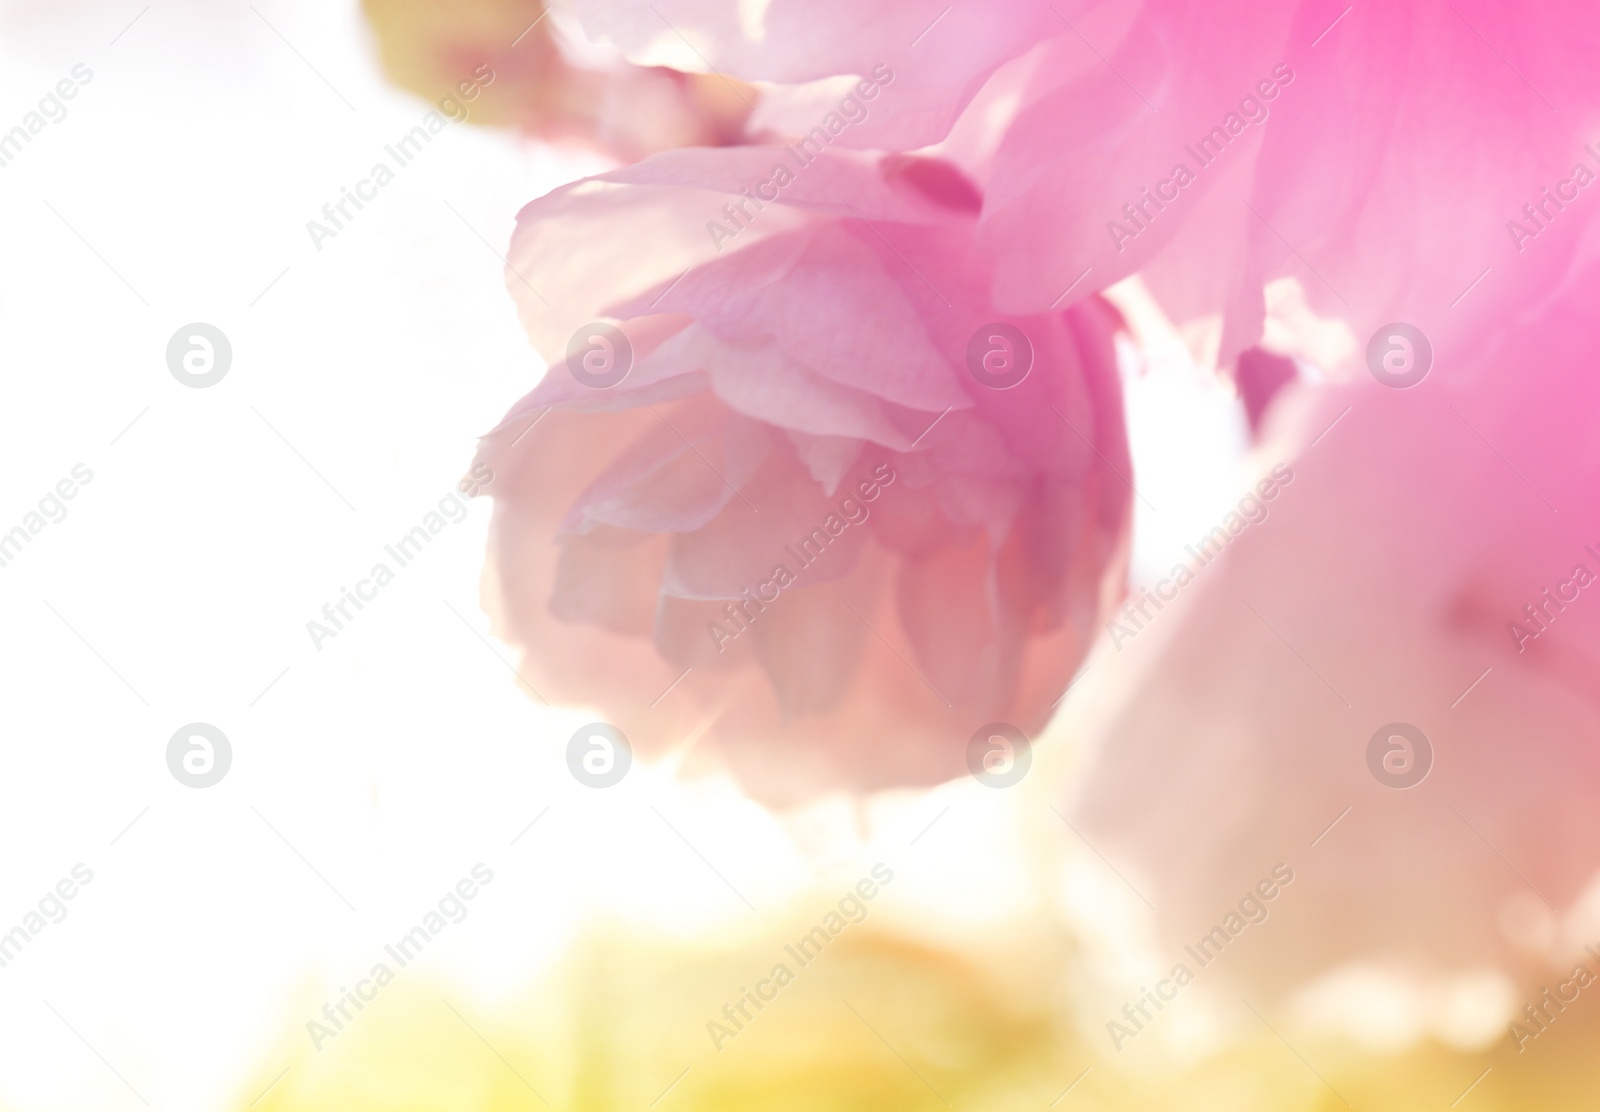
1066, 263, 1600, 996
558, 0, 1600, 373
981, 0, 1600, 369
472, 147, 1132, 802
559, 0, 1069, 151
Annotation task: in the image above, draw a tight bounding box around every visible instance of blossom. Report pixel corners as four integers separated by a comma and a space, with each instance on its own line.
1065, 261, 1600, 999
554, 0, 1600, 375
982, 0, 1600, 373
555, 0, 1072, 151
472, 147, 1131, 801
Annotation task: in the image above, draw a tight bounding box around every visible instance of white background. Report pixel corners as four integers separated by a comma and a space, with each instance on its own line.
0, 2, 1248, 1107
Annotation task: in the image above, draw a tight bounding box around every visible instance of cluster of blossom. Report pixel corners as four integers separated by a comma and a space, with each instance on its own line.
451, 2, 1600, 975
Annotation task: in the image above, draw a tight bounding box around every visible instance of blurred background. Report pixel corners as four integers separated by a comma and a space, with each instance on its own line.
2, 2, 1593, 1110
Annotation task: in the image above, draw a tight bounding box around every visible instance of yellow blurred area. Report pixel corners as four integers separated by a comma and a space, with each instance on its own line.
360, 0, 750, 157
237, 910, 1600, 1112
